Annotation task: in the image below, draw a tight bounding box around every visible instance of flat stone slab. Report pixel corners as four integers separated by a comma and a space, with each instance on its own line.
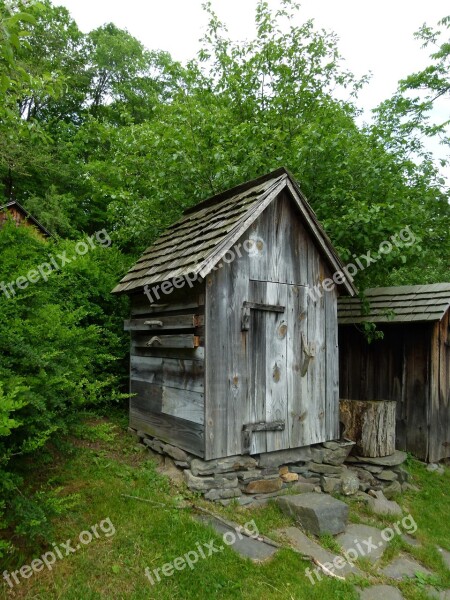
380, 555, 433, 580
258, 447, 312, 467
401, 534, 421, 547
337, 524, 386, 564
351, 451, 407, 467
359, 585, 404, 600
195, 515, 277, 562
425, 587, 450, 599
277, 493, 348, 536
244, 478, 283, 494
278, 526, 362, 578
191, 455, 257, 476
367, 491, 402, 516
438, 547, 450, 570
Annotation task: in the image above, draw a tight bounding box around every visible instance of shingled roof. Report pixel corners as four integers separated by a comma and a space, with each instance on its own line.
0, 200, 52, 238
338, 283, 450, 324
112, 167, 356, 295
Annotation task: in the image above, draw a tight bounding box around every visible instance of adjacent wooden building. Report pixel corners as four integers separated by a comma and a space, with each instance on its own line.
113, 168, 355, 460
338, 284, 450, 463
0, 200, 52, 239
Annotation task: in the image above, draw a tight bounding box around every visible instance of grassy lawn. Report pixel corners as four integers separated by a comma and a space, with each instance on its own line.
1, 412, 449, 600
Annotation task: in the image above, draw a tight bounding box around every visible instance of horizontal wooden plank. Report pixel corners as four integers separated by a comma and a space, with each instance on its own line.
130, 289, 205, 317
161, 387, 204, 425
131, 380, 204, 425
132, 334, 201, 349
130, 355, 204, 393
124, 314, 203, 331
243, 301, 285, 312
129, 408, 204, 457
130, 379, 162, 413
131, 347, 205, 360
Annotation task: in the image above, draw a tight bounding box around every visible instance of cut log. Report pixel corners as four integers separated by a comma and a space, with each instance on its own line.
340, 399, 396, 457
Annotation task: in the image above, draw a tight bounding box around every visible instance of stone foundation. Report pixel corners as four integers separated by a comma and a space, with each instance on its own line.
129, 428, 409, 505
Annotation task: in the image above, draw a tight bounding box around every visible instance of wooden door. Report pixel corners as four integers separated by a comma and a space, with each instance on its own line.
244, 280, 313, 453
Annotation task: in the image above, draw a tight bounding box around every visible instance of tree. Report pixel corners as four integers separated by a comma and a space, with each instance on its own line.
81, 0, 448, 290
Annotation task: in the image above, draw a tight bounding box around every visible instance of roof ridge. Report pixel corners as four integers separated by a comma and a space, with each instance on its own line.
182, 167, 289, 216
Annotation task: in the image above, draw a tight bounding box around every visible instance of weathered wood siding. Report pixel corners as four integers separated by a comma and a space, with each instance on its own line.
430, 312, 450, 462
0, 205, 47, 239
205, 191, 340, 460
339, 320, 450, 462
128, 285, 206, 457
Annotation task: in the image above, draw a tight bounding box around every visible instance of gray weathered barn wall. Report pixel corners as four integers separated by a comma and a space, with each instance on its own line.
339, 284, 450, 463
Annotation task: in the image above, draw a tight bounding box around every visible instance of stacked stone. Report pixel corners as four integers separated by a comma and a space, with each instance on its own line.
344, 451, 410, 497
303, 443, 410, 498
184, 451, 316, 505
129, 429, 410, 503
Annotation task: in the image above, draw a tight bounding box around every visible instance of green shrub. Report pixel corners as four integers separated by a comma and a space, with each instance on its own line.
0, 221, 130, 553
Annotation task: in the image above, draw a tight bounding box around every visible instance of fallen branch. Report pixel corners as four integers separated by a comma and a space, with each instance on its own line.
194, 506, 346, 579
121, 494, 167, 507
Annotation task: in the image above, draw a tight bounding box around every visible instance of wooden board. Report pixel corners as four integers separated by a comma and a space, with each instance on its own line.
306, 243, 327, 445
131, 347, 205, 361
130, 381, 204, 426
324, 285, 340, 440
130, 379, 163, 414
129, 408, 204, 457
125, 314, 203, 331
204, 233, 250, 459
130, 287, 205, 317
247, 192, 309, 286
161, 386, 204, 425
287, 284, 309, 447
429, 314, 450, 462
132, 334, 201, 350
130, 355, 204, 393
246, 280, 289, 453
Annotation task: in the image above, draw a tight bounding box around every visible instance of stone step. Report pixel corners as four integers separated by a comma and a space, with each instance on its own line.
277, 526, 362, 579
358, 584, 404, 599
337, 524, 387, 565
380, 555, 433, 580
277, 493, 348, 536
195, 515, 278, 562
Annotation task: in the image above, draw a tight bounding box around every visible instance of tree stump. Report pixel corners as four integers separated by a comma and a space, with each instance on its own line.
339, 399, 396, 457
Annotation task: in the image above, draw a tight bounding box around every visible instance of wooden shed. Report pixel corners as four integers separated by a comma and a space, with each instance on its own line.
0, 200, 52, 239
338, 284, 450, 463
113, 168, 355, 460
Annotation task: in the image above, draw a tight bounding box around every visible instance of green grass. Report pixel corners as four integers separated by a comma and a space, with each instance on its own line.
1, 412, 449, 599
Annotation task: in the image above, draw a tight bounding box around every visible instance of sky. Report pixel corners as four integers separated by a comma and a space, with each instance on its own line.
55, 0, 449, 168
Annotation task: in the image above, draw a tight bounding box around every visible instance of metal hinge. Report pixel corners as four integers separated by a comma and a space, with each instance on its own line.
241, 301, 285, 331
242, 420, 285, 454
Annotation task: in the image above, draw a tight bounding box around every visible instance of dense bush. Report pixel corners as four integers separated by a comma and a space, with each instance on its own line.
0, 222, 130, 554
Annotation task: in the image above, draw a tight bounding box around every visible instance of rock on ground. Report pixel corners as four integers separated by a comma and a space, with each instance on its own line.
337, 524, 386, 564
195, 515, 277, 562
351, 451, 407, 467
438, 547, 450, 570
380, 555, 433, 580
277, 526, 362, 578
367, 490, 402, 516
358, 585, 404, 600
277, 493, 348, 536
